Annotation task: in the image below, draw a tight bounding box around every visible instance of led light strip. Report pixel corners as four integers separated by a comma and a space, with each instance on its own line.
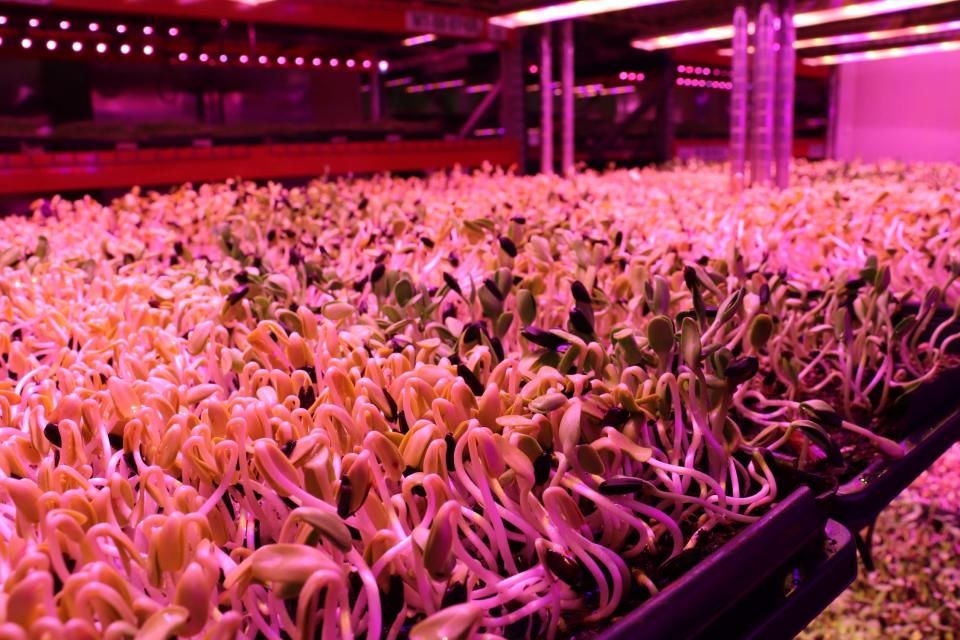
632, 0, 956, 50
402, 33, 437, 46
803, 39, 960, 64
491, 0, 682, 28
794, 18, 960, 48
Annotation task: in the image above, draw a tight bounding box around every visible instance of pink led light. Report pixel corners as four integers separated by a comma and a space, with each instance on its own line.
199, 52, 209, 62
29, 19, 40, 28
795, 19, 960, 49
46, 40, 57, 51
402, 33, 437, 47
492, 0, 683, 28
0, 17, 7, 26
295, 56, 304, 65
120, 43, 131, 54
529, 64, 539, 73
96, 43, 107, 53
117, 25, 127, 34
258, 55, 268, 64
465, 83, 493, 93
72, 41, 82, 52
239, 54, 249, 63
178, 52, 188, 61
346, 59, 356, 68
143, 44, 154, 55
634, 0, 955, 49
378, 60, 389, 72
143, 26, 154, 35
312, 57, 322, 66
803, 39, 960, 65
59, 20, 70, 30
277, 55, 287, 64
329, 58, 339, 67
220, 54, 228, 63
168, 27, 179, 36
362, 59, 372, 69
89, 22, 99, 32
619, 71, 628, 80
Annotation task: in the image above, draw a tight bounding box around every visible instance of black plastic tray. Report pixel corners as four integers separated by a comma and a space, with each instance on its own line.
597, 487, 824, 640
698, 520, 857, 639
827, 366, 960, 531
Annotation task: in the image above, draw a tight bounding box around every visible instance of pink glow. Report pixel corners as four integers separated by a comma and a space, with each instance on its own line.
402, 33, 437, 47
312, 57, 322, 66
362, 59, 372, 69
240, 54, 249, 63
96, 43, 107, 53
465, 83, 493, 93
0, 17, 7, 26
295, 56, 304, 65
529, 64, 539, 73
168, 27, 179, 36
220, 54, 228, 63
117, 25, 127, 34
258, 55, 268, 64
277, 55, 287, 64
492, 0, 682, 28
199, 52, 209, 62
59, 20, 70, 30
89, 22, 99, 32
633, 0, 955, 49
346, 59, 356, 68
143, 45, 154, 55
178, 52, 188, 61
378, 60, 389, 72
330, 58, 339, 67
804, 39, 960, 65
120, 43, 131, 55
143, 26, 154, 35
28, 19, 40, 28
46, 40, 56, 51
72, 41, 82, 52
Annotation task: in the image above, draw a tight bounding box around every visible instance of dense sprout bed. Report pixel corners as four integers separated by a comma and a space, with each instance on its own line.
0, 162, 957, 639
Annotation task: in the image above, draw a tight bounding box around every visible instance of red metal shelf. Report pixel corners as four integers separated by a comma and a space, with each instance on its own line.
0, 138, 521, 195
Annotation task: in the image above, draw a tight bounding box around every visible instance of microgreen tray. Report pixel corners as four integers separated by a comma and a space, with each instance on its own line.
596, 487, 823, 640
827, 366, 960, 531
700, 519, 856, 639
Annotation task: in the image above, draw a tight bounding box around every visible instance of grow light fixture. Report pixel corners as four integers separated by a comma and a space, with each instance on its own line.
794, 18, 960, 48
491, 0, 683, 28
803, 38, 960, 64
632, 0, 956, 49
402, 33, 437, 46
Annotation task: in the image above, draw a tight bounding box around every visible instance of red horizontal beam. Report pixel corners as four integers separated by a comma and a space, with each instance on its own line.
36, 1, 495, 39
0, 139, 522, 195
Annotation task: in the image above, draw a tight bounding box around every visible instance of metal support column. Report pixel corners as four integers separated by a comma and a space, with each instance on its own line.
369, 70, 382, 123
561, 20, 575, 175
499, 38, 527, 172
775, 0, 796, 189
540, 24, 554, 175
730, 6, 749, 190
751, 3, 776, 185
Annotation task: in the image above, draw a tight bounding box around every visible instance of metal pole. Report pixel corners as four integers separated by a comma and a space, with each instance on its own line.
540, 24, 554, 175
775, 0, 795, 189
826, 66, 840, 160
751, 3, 775, 185
561, 20, 575, 175
731, 5, 749, 190
370, 70, 382, 123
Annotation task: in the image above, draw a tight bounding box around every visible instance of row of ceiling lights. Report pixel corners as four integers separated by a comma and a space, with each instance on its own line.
0, 13, 389, 72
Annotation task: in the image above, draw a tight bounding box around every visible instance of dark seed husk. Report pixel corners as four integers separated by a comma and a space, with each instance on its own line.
759, 283, 770, 305
336, 477, 353, 519
226, 286, 249, 306
445, 433, 457, 471
281, 440, 297, 458
521, 327, 569, 351
499, 236, 518, 257
457, 364, 485, 396
545, 549, 584, 587
490, 336, 505, 362
598, 476, 646, 495
44, 423, 62, 448
421, 236, 435, 248
683, 265, 698, 291
724, 356, 759, 385
442, 272, 462, 296
601, 407, 630, 429
484, 278, 504, 301
571, 281, 591, 304
371, 263, 386, 284
534, 452, 553, 485
568, 308, 594, 335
